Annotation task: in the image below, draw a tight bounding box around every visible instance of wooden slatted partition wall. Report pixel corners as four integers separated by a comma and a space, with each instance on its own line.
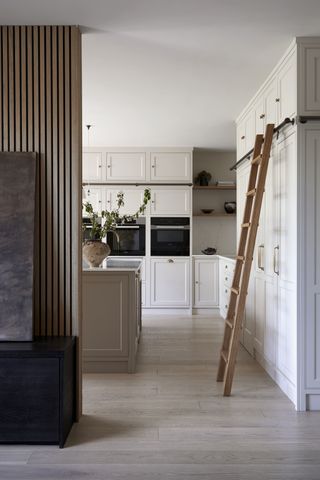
0, 26, 82, 411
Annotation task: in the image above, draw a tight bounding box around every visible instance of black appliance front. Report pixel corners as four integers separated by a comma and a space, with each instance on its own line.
151, 217, 190, 256
107, 218, 146, 256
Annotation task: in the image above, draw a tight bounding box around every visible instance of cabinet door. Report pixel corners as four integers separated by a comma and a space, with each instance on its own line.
299, 44, 320, 114
278, 53, 296, 122
107, 187, 148, 216
82, 186, 104, 214
255, 98, 265, 135
237, 111, 255, 160
150, 152, 192, 183
105, 152, 147, 182
236, 119, 246, 160
275, 130, 297, 384
151, 187, 191, 215
151, 258, 190, 307
83, 152, 103, 182
264, 76, 278, 125
194, 259, 219, 307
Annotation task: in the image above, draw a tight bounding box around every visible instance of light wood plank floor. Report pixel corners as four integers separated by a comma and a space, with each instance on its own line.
1, 314, 320, 479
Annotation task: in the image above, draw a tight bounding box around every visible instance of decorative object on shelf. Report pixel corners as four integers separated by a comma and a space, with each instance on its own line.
201, 247, 217, 255
201, 208, 214, 214
224, 201, 237, 214
195, 170, 212, 186
82, 189, 151, 268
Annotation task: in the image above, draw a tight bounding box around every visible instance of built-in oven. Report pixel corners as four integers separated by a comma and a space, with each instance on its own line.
107, 218, 146, 256
151, 217, 190, 256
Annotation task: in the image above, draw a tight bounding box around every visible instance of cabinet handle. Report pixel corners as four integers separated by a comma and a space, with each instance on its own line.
152, 164, 155, 168
275, 98, 280, 103
225, 277, 228, 281
241, 135, 245, 140
98, 164, 102, 168
273, 246, 279, 275
225, 289, 228, 294
258, 244, 264, 271
225, 265, 228, 269
195, 281, 199, 284
98, 200, 102, 203
168, 259, 174, 263
225, 305, 228, 309
259, 113, 265, 119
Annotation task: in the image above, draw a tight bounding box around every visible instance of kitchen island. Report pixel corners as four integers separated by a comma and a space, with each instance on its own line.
82, 258, 142, 373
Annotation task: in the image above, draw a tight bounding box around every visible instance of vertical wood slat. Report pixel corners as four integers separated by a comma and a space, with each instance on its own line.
8, 26, 14, 151
58, 26, 65, 336
2, 27, 9, 151
64, 27, 71, 337
14, 27, 21, 152
21, 26, 27, 151
52, 26, 59, 337
39, 26, 47, 336
70, 26, 82, 419
45, 26, 53, 336
33, 26, 40, 336
0, 25, 82, 414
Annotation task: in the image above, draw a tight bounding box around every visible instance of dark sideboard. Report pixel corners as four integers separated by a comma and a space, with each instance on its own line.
0, 336, 75, 448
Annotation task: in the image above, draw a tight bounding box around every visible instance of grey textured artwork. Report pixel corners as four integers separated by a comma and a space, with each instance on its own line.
0, 153, 36, 341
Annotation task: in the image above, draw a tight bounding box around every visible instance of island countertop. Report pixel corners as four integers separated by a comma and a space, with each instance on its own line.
83, 257, 142, 273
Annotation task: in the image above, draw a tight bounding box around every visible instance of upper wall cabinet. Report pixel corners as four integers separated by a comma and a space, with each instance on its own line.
298, 40, 320, 115
83, 152, 103, 183
278, 52, 296, 122
106, 152, 147, 183
150, 152, 192, 183
83, 148, 193, 184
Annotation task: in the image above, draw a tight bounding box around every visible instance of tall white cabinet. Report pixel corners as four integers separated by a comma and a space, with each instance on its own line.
236, 37, 320, 410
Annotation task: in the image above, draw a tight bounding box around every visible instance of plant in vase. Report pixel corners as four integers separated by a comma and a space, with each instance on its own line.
82, 188, 151, 268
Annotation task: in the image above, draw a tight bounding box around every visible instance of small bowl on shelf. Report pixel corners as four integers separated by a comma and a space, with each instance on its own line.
200, 208, 214, 215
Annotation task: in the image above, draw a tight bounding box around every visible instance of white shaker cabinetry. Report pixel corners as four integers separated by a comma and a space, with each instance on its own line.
83, 151, 103, 182
150, 258, 190, 307
193, 257, 219, 308
105, 152, 147, 183
106, 187, 149, 216
150, 187, 191, 216
82, 186, 105, 214
150, 152, 192, 183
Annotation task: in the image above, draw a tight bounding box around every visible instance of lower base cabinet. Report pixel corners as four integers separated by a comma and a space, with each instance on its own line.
150, 257, 190, 307
82, 270, 141, 373
0, 337, 75, 448
193, 257, 219, 308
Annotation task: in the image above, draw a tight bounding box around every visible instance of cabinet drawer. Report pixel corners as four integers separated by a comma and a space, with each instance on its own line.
220, 286, 231, 310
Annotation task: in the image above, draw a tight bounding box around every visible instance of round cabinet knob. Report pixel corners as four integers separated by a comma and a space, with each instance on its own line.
168, 259, 174, 263
225, 265, 228, 269
259, 113, 265, 119
241, 135, 245, 140
275, 98, 280, 103
195, 281, 199, 284
225, 305, 228, 309
225, 289, 228, 294
152, 165, 155, 168
98, 164, 102, 168
225, 277, 228, 281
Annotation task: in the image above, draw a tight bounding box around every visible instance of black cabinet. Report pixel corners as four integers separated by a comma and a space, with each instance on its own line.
0, 336, 75, 448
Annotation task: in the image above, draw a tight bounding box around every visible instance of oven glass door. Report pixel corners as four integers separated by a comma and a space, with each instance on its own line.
151, 225, 190, 256
108, 225, 145, 256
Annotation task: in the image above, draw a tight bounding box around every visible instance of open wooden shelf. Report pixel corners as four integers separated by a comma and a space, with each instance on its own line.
193, 213, 236, 217
193, 185, 236, 191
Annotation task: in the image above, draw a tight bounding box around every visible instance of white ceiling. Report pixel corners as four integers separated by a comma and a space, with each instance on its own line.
2, 0, 320, 149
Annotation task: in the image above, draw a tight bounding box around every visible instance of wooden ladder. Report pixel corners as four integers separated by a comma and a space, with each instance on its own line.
216, 123, 275, 396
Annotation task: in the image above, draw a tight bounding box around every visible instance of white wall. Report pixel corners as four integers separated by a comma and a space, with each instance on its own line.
192, 149, 237, 255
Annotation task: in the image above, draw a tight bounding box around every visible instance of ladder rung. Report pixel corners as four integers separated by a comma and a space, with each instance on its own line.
246, 188, 256, 197
236, 255, 245, 261
251, 154, 262, 165
225, 319, 234, 329
221, 350, 228, 363
241, 222, 251, 228
231, 287, 239, 295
